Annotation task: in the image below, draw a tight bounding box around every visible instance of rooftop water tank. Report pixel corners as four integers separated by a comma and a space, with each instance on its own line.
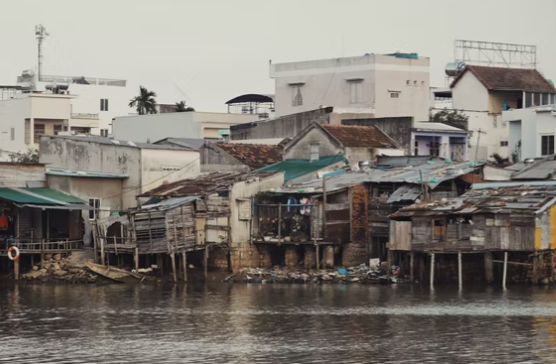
445, 62, 466, 77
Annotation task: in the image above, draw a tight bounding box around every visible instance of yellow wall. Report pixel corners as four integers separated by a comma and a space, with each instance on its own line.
550, 205, 556, 249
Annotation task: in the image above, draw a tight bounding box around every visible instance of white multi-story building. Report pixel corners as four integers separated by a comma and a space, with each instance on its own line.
17, 72, 133, 136
270, 53, 430, 121
0, 92, 73, 158
450, 65, 556, 160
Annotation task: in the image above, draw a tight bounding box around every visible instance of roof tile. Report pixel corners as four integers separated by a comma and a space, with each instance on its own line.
321, 124, 398, 148
216, 143, 282, 169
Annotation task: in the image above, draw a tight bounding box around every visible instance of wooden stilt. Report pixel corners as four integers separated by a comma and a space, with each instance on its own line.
458, 252, 462, 290
204, 245, 208, 280
171, 252, 177, 283
410, 252, 414, 282
503, 251, 508, 290
14, 258, 19, 280
552, 251, 555, 282
134, 248, 139, 272
419, 253, 425, 283
186, 252, 187, 282
387, 249, 393, 278
533, 254, 538, 284
30, 255, 34, 269
430, 253, 435, 290
484, 251, 493, 283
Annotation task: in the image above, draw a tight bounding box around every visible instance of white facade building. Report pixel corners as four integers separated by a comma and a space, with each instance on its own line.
0, 93, 73, 159
112, 112, 259, 143
18, 73, 134, 136
270, 53, 430, 121
504, 105, 556, 160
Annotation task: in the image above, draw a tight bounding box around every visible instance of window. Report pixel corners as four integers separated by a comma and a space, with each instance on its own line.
88, 198, 100, 220
414, 140, 419, 156
429, 141, 440, 157
551, 94, 556, 105
34, 124, 45, 141
310, 143, 320, 161
541, 135, 554, 156
421, 81, 425, 86
413, 80, 417, 85
390, 92, 399, 98
406, 80, 410, 85
100, 129, 109, 137
542, 93, 549, 106
534, 93, 541, 106
53, 125, 63, 135
500, 141, 508, 147
525, 92, 533, 107
100, 98, 109, 111
348, 80, 363, 104
291, 85, 303, 107
10, 127, 14, 141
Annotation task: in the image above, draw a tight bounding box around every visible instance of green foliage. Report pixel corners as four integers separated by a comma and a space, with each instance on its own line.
128, 86, 158, 115
8, 149, 39, 164
175, 101, 195, 112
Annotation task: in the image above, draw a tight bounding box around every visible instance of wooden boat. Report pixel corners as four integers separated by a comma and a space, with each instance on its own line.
86, 262, 145, 283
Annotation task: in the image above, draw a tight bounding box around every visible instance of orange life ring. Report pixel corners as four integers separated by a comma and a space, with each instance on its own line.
7, 246, 20, 261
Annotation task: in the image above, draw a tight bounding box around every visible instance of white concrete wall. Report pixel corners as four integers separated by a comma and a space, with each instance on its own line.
140, 148, 200, 193
229, 173, 284, 244
30, 94, 71, 120
373, 54, 430, 121
113, 112, 258, 143
36, 80, 134, 135
0, 163, 45, 187
531, 111, 556, 158
504, 108, 537, 160
39, 137, 142, 208
452, 72, 489, 111
0, 97, 31, 158
271, 54, 430, 120
284, 127, 342, 160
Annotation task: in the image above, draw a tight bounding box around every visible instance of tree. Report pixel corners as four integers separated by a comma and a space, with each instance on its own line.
175, 101, 195, 112
128, 86, 158, 115
8, 149, 39, 164
430, 109, 469, 130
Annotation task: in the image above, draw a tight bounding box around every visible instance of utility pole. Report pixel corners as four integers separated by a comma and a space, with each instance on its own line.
35, 25, 49, 83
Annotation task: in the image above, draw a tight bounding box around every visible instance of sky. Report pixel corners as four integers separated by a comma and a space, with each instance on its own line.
0, 0, 555, 113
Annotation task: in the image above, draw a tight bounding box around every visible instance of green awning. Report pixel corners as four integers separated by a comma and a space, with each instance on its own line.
256, 155, 347, 181
0, 187, 86, 205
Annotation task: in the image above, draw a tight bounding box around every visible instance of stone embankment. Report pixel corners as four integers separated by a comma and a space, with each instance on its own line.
22, 253, 97, 283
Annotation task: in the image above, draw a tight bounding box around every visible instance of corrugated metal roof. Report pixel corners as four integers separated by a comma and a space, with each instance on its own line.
275, 160, 483, 193
140, 195, 201, 211
256, 156, 346, 181
511, 158, 556, 180
387, 184, 422, 203
0, 187, 85, 205
46, 168, 129, 179
44, 135, 191, 150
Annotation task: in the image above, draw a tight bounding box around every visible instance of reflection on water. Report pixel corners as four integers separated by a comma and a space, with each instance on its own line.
2, 282, 556, 363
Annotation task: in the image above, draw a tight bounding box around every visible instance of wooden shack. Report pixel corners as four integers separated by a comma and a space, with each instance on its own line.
389, 182, 556, 286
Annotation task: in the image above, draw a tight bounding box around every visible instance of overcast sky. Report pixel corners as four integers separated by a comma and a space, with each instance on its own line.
1, 0, 555, 112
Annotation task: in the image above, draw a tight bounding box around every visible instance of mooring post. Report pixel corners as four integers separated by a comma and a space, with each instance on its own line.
503, 251, 508, 290
430, 253, 435, 290
134, 248, 139, 272
458, 252, 462, 290
410, 252, 415, 282
170, 252, 177, 283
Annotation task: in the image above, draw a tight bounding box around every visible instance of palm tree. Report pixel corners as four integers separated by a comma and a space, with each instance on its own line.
175, 100, 195, 112
128, 86, 158, 115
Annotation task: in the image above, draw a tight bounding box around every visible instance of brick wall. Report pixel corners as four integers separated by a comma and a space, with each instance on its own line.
342, 185, 370, 266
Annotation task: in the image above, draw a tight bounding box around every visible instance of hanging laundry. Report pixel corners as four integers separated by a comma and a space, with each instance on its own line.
287, 196, 297, 212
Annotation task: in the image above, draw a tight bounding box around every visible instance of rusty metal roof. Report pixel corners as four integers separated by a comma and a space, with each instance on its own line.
137, 172, 276, 197
321, 124, 398, 148
390, 182, 556, 218
215, 143, 282, 169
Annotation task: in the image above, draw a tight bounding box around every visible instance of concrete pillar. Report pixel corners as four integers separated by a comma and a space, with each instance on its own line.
285, 246, 298, 267
484, 251, 493, 283
324, 246, 334, 268
304, 246, 316, 268
341, 242, 369, 267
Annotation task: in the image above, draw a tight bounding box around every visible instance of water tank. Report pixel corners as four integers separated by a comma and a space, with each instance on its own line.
22, 69, 35, 78
445, 62, 466, 77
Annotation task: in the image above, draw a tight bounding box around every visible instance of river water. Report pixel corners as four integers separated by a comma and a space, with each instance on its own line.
2, 282, 556, 363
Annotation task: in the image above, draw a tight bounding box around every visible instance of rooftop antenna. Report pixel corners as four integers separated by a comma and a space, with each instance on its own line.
35, 24, 49, 82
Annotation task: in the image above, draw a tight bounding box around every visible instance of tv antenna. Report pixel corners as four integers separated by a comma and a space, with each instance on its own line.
35, 24, 49, 81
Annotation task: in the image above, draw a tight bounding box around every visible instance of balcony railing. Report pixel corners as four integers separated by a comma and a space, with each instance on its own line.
71, 113, 100, 120
18, 74, 127, 87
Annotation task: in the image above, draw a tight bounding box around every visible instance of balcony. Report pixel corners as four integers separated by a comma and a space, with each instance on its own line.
70, 113, 100, 128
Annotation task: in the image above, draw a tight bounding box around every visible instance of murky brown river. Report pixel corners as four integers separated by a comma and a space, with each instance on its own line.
2, 282, 556, 363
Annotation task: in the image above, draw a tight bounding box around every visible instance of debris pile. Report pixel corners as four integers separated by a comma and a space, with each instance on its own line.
229, 262, 404, 285
21, 253, 97, 283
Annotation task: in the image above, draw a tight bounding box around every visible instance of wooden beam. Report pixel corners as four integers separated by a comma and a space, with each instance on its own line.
170, 252, 177, 283
410, 252, 414, 282
182, 251, 187, 282
502, 252, 508, 290
493, 260, 532, 267
430, 253, 435, 290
